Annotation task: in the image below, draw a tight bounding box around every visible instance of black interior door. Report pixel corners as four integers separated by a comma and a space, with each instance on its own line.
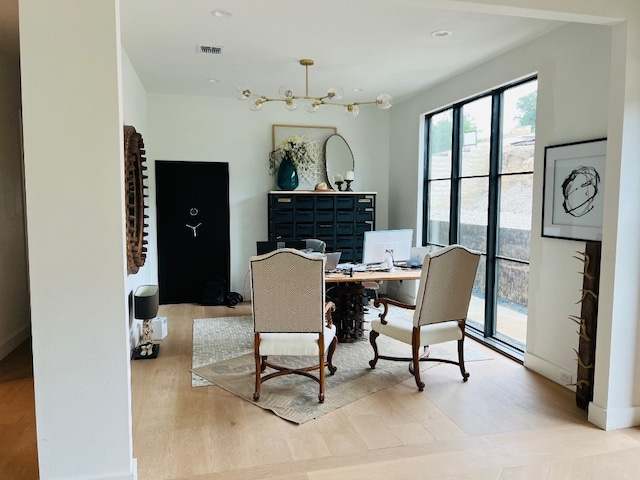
155, 161, 230, 304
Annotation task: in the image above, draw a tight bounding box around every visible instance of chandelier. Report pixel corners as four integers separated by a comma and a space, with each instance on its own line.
234, 59, 393, 117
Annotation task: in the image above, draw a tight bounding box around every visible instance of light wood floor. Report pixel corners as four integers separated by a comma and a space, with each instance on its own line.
133, 303, 640, 480
0, 339, 38, 479
3, 303, 640, 479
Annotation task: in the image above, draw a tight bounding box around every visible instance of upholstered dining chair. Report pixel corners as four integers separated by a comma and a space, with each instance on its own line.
368, 244, 480, 391
250, 248, 337, 403
304, 238, 326, 253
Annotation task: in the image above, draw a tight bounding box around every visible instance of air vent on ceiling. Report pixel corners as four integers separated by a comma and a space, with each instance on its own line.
198, 45, 223, 55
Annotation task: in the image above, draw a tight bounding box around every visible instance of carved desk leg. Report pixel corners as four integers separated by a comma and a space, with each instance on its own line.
332, 283, 366, 342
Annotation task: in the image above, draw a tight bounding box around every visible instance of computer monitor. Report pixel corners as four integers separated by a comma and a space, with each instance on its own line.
362, 229, 414, 265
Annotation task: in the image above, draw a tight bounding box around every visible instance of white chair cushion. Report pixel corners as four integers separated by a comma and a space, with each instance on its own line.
259, 324, 336, 356
371, 316, 462, 345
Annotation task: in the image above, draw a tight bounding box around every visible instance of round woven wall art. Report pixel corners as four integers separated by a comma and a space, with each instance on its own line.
124, 125, 148, 274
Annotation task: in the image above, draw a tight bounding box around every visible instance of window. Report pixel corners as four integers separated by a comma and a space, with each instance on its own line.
423, 77, 537, 357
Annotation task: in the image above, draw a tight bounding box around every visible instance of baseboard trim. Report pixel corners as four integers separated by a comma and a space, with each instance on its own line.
588, 402, 640, 431
80, 458, 137, 480
0, 325, 31, 361
523, 351, 576, 393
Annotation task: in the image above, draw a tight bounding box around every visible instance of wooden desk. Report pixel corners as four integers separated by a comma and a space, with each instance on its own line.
325, 268, 421, 283
325, 267, 422, 342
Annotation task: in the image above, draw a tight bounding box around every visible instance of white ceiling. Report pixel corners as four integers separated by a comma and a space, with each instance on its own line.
119, 0, 565, 106
1, 1, 564, 106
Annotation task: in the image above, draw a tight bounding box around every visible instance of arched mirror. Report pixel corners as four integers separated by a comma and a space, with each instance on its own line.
324, 134, 355, 190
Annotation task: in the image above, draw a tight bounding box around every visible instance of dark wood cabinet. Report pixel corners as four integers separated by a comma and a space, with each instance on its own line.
268, 191, 376, 262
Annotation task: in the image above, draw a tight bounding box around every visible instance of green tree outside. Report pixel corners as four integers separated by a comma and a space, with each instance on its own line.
514, 91, 537, 132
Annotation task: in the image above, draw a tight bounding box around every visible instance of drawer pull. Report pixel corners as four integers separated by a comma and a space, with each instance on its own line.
277, 198, 292, 203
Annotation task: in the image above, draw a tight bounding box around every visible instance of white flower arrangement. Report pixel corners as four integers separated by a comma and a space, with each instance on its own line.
268, 134, 314, 176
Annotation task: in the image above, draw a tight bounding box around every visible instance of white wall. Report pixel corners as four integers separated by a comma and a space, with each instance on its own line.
19, 0, 136, 478
0, 29, 30, 360
390, 22, 611, 386
146, 95, 390, 297
122, 49, 154, 350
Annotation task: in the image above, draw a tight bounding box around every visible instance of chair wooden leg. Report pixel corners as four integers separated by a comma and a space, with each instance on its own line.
253, 334, 261, 401
327, 336, 337, 375
412, 328, 425, 391
369, 330, 380, 368
253, 352, 262, 401
318, 334, 325, 403
458, 338, 470, 382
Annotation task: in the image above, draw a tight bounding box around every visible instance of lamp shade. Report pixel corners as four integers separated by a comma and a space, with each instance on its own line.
134, 285, 159, 320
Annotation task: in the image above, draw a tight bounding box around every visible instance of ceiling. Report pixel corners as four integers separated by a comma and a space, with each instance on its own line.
119, 0, 565, 107
2, 1, 565, 106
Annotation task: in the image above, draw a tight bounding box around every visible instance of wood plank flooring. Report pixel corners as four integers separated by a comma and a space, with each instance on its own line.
3, 302, 640, 479
133, 303, 640, 480
0, 339, 38, 479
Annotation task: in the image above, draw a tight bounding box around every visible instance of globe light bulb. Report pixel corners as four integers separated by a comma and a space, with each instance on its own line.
278, 85, 294, 100
327, 87, 344, 101
345, 104, 360, 117
306, 101, 320, 113
234, 86, 251, 101
249, 98, 263, 111
376, 93, 393, 110
285, 99, 298, 111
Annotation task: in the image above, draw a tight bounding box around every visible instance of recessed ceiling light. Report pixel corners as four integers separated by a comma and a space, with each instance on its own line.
431, 30, 453, 38
352, 88, 363, 92
208, 78, 220, 83
211, 10, 232, 18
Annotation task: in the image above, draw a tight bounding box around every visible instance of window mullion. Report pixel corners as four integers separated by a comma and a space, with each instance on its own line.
422, 118, 431, 246
484, 93, 502, 338
450, 107, 462, 244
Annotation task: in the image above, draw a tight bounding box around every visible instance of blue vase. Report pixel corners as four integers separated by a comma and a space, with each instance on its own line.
276, 157, 299, 191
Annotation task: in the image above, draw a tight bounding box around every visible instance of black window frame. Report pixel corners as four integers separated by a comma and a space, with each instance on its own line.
422, 76, 537, 359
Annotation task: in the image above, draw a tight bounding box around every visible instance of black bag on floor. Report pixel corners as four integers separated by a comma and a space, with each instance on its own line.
201, 277, 226, 306
226, 292, 243, 307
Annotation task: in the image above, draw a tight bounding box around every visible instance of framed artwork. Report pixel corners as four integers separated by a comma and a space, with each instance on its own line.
542, 138, 607, 242
272, 124, 337, 188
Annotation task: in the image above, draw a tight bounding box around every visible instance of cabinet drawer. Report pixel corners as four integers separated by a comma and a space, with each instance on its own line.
317, 224, 334, 236
295, 211, 314, 223
336, 196, 355, 210
355, 222, 374, 234
273, 196, 294, 209
273, 210, 294, 223
316, 211, 334, 222
336, 237, 354, 249
296, 224, 314, 237
272, 224, 294, 238
356, 196, 374, 207
357, 210, 374, 222
295, 196, 314, 209
336, 224, 354, 235
339, 249, 354, 262
316, 197, 334, 210
336, 211, 354, 223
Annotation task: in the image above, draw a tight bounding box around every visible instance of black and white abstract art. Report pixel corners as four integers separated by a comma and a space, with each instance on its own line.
542, 138, 607, 242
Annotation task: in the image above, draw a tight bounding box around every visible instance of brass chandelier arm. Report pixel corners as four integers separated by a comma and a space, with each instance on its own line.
235, 58, 392, 116
257, 96, 384, 108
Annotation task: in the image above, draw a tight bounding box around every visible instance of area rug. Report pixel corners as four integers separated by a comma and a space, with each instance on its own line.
191, 315, 492, 424
191, 315, 253, 387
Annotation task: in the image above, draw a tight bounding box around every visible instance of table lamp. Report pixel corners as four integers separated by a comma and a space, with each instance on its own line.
133, 285, 160, 359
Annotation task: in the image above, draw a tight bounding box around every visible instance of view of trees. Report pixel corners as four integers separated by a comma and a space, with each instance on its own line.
514, 91, 537, 132
430, 89, 536, 156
